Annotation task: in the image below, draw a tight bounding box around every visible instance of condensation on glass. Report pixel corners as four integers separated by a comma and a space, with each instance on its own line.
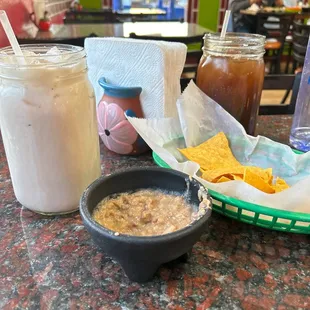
0, 44, 101, 214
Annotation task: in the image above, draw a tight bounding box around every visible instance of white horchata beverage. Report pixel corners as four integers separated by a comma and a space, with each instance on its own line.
0, 44, 101, 214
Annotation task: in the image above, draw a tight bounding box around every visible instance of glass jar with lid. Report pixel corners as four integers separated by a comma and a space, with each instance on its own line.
0, 44, 101, 214
196, 33, 266, 135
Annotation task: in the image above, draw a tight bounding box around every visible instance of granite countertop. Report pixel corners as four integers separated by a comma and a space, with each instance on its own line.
1, 115, 310, 310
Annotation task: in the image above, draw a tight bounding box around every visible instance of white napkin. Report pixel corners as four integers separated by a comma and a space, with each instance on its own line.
127, 81, 310, 214
85, 37, 187, 118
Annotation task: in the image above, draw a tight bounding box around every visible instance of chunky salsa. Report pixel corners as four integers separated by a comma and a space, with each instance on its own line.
93, 189, 193, 236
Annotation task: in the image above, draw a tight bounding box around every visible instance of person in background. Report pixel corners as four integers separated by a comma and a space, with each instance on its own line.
229, 0, 284, 33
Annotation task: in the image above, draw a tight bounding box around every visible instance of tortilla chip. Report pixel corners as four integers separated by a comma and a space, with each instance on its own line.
202, 166, 245, 182
216, 176, 232, 183
266, 168, 274, 185
178, 132, 290, 194
247, 167, 273, 183
272, 177, 290, 193
243, 168, 275, 194
178, 132, 241, 171
232, 174, 243, 181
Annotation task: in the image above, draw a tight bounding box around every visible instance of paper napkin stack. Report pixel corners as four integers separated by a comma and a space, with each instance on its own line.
85, 37, 187, 118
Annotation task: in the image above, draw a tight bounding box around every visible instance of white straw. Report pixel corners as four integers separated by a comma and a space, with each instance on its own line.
221, 10, 231, 38
0, 10, 25, 64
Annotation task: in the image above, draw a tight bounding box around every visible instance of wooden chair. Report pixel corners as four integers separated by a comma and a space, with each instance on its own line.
292, 18, 310, 71
256, 13, 293, 74
284, 14, 310, 73
258, 73, 301, 115
129, 32, 204, 87
180, 74, 301, 115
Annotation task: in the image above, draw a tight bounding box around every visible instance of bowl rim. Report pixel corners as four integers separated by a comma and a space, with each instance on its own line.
79, 167, 212, 244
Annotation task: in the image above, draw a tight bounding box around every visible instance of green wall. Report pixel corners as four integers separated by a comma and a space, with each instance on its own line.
79, 0, 101, 9
198, 0, 219, 32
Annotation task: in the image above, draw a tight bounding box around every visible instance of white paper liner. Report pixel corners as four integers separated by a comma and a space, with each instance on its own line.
127, 81, 310, 214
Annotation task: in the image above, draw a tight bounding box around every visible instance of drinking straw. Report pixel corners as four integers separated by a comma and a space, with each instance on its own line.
220, 10, 231, 38
0, 10, 25, 64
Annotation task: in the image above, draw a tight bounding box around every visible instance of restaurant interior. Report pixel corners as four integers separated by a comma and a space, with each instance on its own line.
1, 0, 309, 110
1, 0, 310, 308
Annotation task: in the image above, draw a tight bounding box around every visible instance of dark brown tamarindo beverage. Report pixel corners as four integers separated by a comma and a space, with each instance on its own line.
196, 33, 265, 135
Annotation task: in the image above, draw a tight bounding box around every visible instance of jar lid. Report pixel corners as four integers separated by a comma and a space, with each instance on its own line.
203, 32, 266, 58
0, 44, 85, 68
0, 44, 86, 80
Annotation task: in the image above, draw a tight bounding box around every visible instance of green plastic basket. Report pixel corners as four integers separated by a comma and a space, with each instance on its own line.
152, 151, 310, 234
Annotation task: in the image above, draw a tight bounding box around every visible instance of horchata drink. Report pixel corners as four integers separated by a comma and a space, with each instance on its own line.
196, 33, 265, 136
0, 44, 101, 214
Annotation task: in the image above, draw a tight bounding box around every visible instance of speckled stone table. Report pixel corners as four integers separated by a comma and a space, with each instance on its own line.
1, 115, 309, 310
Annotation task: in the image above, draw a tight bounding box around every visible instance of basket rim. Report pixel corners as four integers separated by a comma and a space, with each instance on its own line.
152, 151, 310, 222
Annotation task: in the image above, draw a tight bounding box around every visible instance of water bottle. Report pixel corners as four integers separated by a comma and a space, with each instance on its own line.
289, 35, 310, 152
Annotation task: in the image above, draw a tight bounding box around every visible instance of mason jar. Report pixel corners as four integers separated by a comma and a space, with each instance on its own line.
0, 44, 101, 214
196, 33, 266, 135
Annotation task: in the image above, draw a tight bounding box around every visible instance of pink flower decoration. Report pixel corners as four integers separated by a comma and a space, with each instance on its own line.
97, 101, 138, 154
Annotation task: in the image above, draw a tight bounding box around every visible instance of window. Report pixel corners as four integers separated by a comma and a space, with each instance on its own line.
130, 0, 188, 8
163, 0, 188, 7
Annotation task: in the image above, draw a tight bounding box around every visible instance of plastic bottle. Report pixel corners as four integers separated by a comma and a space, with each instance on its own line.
289, 35, 310, 152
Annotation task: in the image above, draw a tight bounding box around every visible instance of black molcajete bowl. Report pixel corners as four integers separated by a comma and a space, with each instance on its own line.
80, 167, 212, 283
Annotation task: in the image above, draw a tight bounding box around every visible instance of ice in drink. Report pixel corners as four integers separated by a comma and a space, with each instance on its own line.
0, 45, 101, 214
